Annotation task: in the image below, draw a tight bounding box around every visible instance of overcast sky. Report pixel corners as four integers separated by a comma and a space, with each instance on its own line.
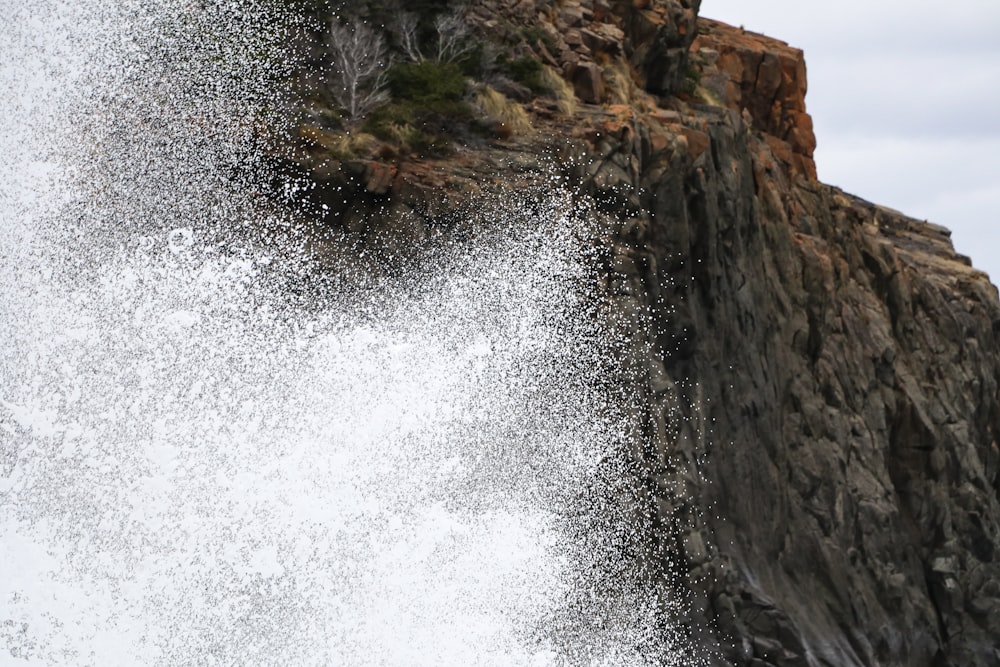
703, 0, 1000, 284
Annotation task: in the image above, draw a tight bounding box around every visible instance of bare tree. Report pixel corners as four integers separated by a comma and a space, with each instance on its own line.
387, 8, 473, 64
328, 20, 390, 120
434, 9, 473, 63
392, 12, 423, 62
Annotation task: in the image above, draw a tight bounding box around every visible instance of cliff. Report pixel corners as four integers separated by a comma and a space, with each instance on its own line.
284, 2, 1000, 665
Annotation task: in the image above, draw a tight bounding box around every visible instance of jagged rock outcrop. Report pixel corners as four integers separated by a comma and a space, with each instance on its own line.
465, 0, 700, 100
691, 19, 816, 179
287, 2, 1000, 664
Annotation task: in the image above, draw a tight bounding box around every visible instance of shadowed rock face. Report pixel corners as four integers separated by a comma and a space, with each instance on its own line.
610, 0, 702, 96
291, 1, 1000, 664
604, 106, 1000, 665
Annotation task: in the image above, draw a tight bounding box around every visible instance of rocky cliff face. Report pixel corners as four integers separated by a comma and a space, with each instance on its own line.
287, 2, 1000, 665
611, 92, 1000, 667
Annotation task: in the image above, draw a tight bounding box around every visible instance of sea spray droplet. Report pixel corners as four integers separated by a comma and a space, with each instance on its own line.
160, 309, 200, 330
166, 227, 193, 254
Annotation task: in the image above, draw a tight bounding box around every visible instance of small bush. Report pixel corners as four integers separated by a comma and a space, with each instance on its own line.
454, 43, 485, 76
364, 60, 473, 155
362, 104, 447, 155
363, 103, 415, 137
300, 125, 379, 160
383, 61, 472, 132
602, 58, 636, 105
683, 64, 701, 97
519, 26, 557, 54
495, 54, 545, 94
387, 60, 466, 103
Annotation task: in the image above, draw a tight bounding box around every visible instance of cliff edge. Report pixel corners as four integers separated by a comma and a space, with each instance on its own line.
284, 1, 1000, 664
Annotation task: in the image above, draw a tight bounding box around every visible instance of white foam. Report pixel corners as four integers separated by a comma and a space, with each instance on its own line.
0, 2, 700, 665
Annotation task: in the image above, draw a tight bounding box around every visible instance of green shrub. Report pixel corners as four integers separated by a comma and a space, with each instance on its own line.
364, 60, 473, 155
496, 55, 545, 94
363, 104, 445, 155
454, 43, 484, 76
385, 60, 472, 131
387, 60, 466, 103
683, 64, 701, 96
363, 102, 415, 136
519, 26, 557, 54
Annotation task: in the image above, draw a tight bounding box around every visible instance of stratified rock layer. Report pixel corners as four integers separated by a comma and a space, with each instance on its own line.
292, 2, 1000, 664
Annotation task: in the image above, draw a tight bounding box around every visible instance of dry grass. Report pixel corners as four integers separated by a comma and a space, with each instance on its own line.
601, 57, 637, 106
693, 84, 724, 107
539, 65, 577, 116
379, 121, 425, 148
300, 126, 379, 159
473, 86, 533, 137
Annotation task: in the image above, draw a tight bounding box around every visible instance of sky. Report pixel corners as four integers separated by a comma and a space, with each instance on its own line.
703, 0, 1000, 284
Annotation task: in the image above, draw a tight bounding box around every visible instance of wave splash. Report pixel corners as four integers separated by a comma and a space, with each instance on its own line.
1, 2, 703, 665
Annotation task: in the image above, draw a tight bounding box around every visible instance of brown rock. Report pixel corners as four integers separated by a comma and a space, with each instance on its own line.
362, 160, 396, 195
679, 126, 709, 161
581, 25, 624, 54
593, 0, 613, 22
559, 3, 585, 28
648, 108, 682, 124
647, 128, 672, 154
572, 61, 606, 103
611, 0, 702, 96
693, 18, 817, 179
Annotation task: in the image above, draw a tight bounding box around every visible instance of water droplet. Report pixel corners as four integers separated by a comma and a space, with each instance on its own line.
167, 227, 194, 253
